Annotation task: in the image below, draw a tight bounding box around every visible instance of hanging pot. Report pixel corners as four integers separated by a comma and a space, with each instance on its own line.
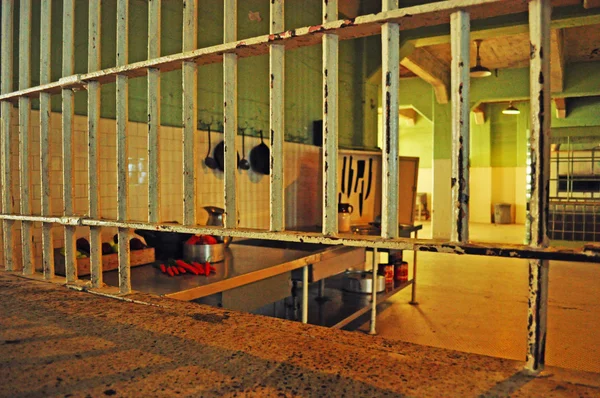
249, 130, 270, 175
214, 140, 240, 172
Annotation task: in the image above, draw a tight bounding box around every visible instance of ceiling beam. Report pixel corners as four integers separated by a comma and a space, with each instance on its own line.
400, 48, 449, 104
472, 104, 486, 125
551, 29, 565, 92
399, 108, 417, 126
554, 98, 567, 118
584, 0, 600, 8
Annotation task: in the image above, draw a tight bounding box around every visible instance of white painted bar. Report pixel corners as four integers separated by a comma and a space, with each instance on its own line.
19, 0, 33, 275
526, 0, 551, 374
322, 0, 338, 236
223, 0, 238, 229
269, 0, 285, 232
182, 0, 198, 226
88, 0, 102, 288
116, 0, 131, 294
62, 0, 77, 283
450, 11, 470, 242
1, 0, 15, 271
148, 0, 161, 224
302, 265, 309, 324
381, 0, 400, 239
40, 0, 54, 280
369, 248, 378, 334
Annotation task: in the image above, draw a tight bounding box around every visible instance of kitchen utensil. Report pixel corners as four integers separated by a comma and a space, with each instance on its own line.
341, 156, 347, 194
365, 158, 373, 199
204, 126, 218, 169
347, 156, 354, 199
354, 160, 365, 193
338, 203, 353, 214
359, 180, 364, 216
249, 130, 270, 175
214, 140, 225, 171
203, 206, 233, 247
238, 128, 250, 170
183, 242, 225, 263
343, 270, 385, 294
338, 212, 351, 232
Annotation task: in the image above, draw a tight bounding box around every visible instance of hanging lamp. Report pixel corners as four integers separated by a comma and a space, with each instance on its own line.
470, 39, 492, 78
502, 102, 520, 115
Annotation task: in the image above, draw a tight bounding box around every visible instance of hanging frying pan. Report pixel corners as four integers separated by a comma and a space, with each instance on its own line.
214, 140, 225, 171
249, 130, 270, 175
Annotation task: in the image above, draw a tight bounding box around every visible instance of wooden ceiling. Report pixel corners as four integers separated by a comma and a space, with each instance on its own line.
401, 23, 600, 78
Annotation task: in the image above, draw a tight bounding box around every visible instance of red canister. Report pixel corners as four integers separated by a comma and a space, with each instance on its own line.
394, 261, 409, 282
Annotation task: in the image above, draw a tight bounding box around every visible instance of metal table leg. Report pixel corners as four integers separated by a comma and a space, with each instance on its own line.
410, 230, 419, 305
302, 265, 308, 324
369, 248, 378, 335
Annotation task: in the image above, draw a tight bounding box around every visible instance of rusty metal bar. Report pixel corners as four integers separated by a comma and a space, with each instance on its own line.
223, 0, 238, 229
322, 0, 338, 236
269, 0, 285, 232
19, 0, 34, 275
1, 0, 15, 272
369, 248, 378, 334
302, 264, 309, 324
526, 0, 551, 374
450, 10, 470, 242
88, 0, 102, 288
381, 0, 399, 239
62, 0, 77, 283
148, 0, 161, 224
182, 0, 198, 226
116, 0, 131, 294
40, 0, 54, 279
410, 230, 419, 305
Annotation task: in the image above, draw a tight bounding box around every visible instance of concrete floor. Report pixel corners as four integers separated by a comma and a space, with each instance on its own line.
2, 272, 600, 397
359, 222, 600, 374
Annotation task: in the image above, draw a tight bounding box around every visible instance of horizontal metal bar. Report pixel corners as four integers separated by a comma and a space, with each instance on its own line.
0, 214, 82, 225
0, 0, 533, 103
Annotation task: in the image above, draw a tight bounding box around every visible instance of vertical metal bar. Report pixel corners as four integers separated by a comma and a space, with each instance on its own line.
322, 0, 338, 236
19, 0, 34, 275
369, 248, 378, 335
526, 0, 551, 374
62, 0, 77, 283
410, 230, 418, 305
88, 0, 102, 288
182, 0, 197, 226
1, 0, 14, 271
223, 0, 238, 229
302, 265, 308, 324
116, 0, 131, 294
269, 0, 285, 232
318, 279, 325, 299
381, 0, 399, 239
40, 0, 54, 279
148, 0, 161, 224
450, 11, 470, 243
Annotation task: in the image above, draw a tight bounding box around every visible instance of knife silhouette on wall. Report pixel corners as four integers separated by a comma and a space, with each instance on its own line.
347, 156, 354, 199
365, 158, 373, 200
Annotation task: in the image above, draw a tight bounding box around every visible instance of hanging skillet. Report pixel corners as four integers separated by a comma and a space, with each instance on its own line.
249, 130, 270, 175
215, 139, 241, 172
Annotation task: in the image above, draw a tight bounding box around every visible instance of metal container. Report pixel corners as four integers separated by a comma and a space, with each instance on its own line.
183, 242, 225, 263
343, 270, 385, 294
203, 206, 233, 247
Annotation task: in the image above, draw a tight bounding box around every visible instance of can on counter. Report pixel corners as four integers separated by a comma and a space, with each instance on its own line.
394, 261, 409, 282
378, 263, 394, 284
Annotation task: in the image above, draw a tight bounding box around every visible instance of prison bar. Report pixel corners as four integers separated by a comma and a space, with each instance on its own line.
269, 0, 285, 232
40, 0, 54, 280
19, 0, 34, 275
450, 10, 471, 243
182, 0, 198, 226
1, 0, 14, 272
381, 0, 400, 239
147, 0, 161, 224
116, 0, 131, 294
88, 0, 103, 288
62, 0, 77, 283
526, 0, 552, 373
223, 0, 238, 229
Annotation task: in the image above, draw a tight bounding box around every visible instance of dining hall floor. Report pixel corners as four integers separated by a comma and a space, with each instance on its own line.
1, 271, 600, 397
356, 222, 600, 374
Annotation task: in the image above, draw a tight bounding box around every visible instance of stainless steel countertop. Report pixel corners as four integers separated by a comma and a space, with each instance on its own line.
102, 239, 360, 301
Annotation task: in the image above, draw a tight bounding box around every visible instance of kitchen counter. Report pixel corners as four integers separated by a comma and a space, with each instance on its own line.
102, 239, 364, 302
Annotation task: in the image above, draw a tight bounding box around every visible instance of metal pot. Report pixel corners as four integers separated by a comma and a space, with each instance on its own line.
343, 270, 385, 294
203, 206, 232, 247
183, 242, 225, 263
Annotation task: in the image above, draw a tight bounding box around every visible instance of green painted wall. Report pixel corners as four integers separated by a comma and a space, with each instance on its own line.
399, 116, 433, 168
20, 0, 367, 146
470, 112, 491, 168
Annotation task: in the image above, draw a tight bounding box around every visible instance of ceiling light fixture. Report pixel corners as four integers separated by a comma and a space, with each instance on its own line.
470, 39, 492, 78
502, 102, 520, 115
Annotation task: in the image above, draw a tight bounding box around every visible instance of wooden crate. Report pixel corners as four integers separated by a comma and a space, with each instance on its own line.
54, 247, 155, 277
